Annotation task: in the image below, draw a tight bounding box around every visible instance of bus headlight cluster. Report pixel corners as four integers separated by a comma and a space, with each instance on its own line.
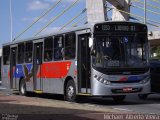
139, 77, 150, 84
95, 75, 111, 85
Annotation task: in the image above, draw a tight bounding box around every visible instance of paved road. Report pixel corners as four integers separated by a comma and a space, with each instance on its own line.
1, 85, 160, 120
81, 94, 160, 115
0, 87, 122, 120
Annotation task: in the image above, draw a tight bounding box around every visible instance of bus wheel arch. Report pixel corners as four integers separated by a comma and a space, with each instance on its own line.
64, 76, 76, 102
19, 77, 27, 96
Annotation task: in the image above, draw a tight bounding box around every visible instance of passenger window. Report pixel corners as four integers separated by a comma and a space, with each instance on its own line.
65, 33, 76, 60
3, 46, 10, 65
44, 37, 53, 62
54, 35, 64, 61
18, 43, 24, 64
25, 42, 33, 63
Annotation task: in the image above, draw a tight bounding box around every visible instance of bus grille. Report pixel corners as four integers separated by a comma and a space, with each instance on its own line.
111, 88, 142, 94
110, 80, 141, 83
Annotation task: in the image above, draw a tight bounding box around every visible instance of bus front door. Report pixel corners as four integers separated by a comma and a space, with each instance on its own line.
10, 47, 17, 89
78, 33, 91, 94
33, 42, 43, 91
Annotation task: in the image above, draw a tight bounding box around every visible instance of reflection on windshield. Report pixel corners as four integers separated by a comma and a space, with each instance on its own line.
93, 35, 149, 68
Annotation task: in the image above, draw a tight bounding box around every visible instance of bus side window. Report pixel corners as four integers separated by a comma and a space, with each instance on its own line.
65, 33, 76, 60
18, 43, 24, 64
3, 46, 10, 65
25, 42, 33, 63
54, 35, 64, 61
44, 37, 53, 62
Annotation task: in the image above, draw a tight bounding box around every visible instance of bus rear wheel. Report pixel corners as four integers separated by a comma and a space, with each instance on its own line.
65, 80, 76, 102
112, 95, 126, 102
19, 79, 27, 96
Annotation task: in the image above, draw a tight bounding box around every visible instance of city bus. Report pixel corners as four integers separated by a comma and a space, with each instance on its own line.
2, 21, 150, 102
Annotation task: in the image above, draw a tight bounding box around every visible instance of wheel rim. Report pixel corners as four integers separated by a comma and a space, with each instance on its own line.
67, 86, 74, 99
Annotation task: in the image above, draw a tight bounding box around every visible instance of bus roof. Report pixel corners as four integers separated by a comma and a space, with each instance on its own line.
3, 24, 93, 47
2, 21, 146, 47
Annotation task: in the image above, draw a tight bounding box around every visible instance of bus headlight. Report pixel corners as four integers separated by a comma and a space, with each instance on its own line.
139, 77, 150, 84
103, 80, 111, 85
99, 78, 104, 83
97, 77, 111, 85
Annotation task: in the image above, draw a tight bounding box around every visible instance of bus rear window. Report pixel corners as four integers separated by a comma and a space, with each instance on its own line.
3, 46, 10, 65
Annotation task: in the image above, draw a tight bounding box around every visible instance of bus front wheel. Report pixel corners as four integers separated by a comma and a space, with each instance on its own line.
19, 79, 27, 96
112, 95, 126, 102
65, 80, 76, 102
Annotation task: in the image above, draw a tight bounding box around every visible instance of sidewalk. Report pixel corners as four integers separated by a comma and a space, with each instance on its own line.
0, 84, 6, 90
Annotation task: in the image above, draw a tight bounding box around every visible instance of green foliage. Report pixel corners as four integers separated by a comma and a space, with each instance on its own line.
155, 46, 160, 59
151, 46, 160, 59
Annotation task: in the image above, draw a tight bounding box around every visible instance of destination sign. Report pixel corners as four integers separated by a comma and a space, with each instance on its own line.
94, 23, 147, 32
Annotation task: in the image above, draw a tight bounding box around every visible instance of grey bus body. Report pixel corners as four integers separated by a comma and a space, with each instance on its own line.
1, 21, 150, 101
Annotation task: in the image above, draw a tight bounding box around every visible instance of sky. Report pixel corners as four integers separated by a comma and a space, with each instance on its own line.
0, 0, 86, 48
0, 0, 160, 48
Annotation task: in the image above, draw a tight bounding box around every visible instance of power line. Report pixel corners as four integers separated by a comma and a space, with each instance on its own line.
34, 0, 80, 36
107, 6, 160, 27
132, 4, 160, 15
130, 16, 160, 27
115, 6, 160, 24
84, 21, 88, 25
151, 0, 160, 4
147, 22, 160, 27
59, 8, 86, 31
13, 0, 62, 41
132, 0, 160, 11
71, 16, 86, 27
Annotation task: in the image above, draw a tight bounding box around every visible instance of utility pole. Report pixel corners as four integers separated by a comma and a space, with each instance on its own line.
10, 0, 13, 42
144, 0, 146, 24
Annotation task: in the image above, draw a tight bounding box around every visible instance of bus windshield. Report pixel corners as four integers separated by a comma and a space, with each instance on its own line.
93, 34, 149, 68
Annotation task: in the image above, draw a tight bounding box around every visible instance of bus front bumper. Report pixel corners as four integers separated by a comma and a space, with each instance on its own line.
91, 79, 150, 96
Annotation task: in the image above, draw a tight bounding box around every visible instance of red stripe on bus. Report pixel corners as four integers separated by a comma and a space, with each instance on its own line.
8, 71, 10, 79
40, 61, 72, 78
8, 67, 16, 79
119, 76, 128, 81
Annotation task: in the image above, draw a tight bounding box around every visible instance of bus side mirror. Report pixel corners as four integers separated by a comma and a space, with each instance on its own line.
89, 37, 93, 48
89, 37, 96, 56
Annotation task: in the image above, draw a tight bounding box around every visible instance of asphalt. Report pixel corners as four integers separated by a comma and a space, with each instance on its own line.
1, 86, 160, 120
0, 87, 123, 120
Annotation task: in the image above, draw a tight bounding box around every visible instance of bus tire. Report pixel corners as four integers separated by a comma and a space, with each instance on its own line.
112, 95, 126, 102
65, 80, 76, 102
19, 79, 27, 96
138, 94, 148, 100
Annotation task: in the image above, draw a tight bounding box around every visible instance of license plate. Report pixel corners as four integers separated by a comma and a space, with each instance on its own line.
123, 87, 133, 92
